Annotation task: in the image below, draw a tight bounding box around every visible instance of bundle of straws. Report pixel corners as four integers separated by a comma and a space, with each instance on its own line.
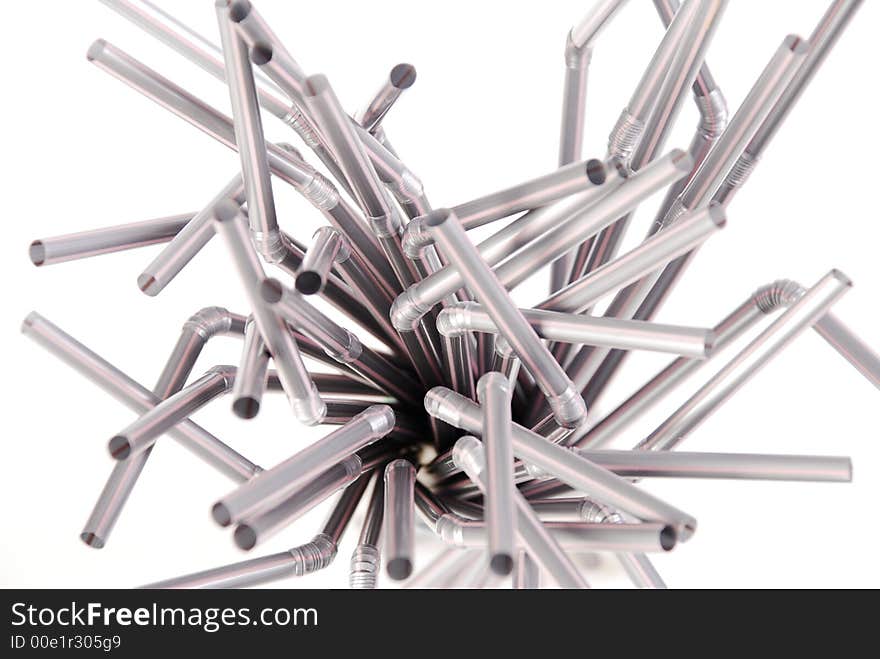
24, 0, 877, 588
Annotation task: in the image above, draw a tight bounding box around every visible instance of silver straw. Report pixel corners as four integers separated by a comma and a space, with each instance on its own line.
478, 373, 517, 575
213, 200, 326, 425
438, 302, 715, 359
296, 227, 350, 296
212, 405, 394, 527
383, 459, 416, 580
29, 213, 194, 267
426, 208, 586, 429
231, 317, 269, 419
453, 437, 588, 589
638, 269, 852, 451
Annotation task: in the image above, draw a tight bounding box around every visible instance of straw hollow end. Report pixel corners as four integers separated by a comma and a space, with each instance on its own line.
233, 524, 257, 550
490, 553, 514, 576
227, 0, 252, 22
108, 436, 131, 460
137, 274, 158, 296
212, 199, 243, 224
585, 159, 607, 185
387, 557, 413, 581
80, 532, 105, 549
250, 42, 273, 65
232, 397, 260, 419
28, 241, 45, 266
211, 502, 232, 527
86, 39, 107, 62
390, 63, 417, 89
660, 525, 677, 551
295, 271, 323, 295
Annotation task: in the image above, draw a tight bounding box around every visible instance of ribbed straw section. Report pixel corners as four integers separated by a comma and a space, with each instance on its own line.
349, 544, 380, 589
301, 172, 340, 210
607, 109, 645, 162
283, 106, 322, 148
722, 152, 759, 192
752, 279, 806, 314
694, 88, 729, 140
289, 533, 337, 576
579, 498, 624, 525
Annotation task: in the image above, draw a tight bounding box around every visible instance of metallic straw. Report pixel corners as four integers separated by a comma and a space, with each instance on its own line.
402, 158, 608, 254
573, 0, 726, 285
81, 308, 244, 548
29, 213, 194, 267
137, 176, 244, 296
478, 373, 517, 575
22, 313, 258, 481
142, 474, 370, 589
438, 302, 714, 359
714, 0, 864, 207
638, 270, 852, 451
427, 209, 586, 429
513, 550, 541, 589
234, 450, 386, 551
86, 39, 400, 300
384, 459, 416, 580
426, 388, 697, 539
216, 1, 284, 263
391, 150, 690, 332
211, 405, 394, 526
296, 227, 350, 296
350, 472, 386, 589
259, 278, 422, 406
356, 63, 416, 133
231, 317, 269, 419
108, 366, 236, 460
453, 437, 588, 588
213, 201, 326, 425
228, 1, 426, 204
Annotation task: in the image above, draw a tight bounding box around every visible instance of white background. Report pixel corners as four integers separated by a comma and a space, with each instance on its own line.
1, 0, 878, 588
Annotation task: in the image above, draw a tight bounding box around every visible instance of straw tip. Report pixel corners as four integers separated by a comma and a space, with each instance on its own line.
784, 34, 809, 54
212, 198, 242, 224
423, 208, 455, 229
29, 241, 45, 266
211, 502, 232, 527
21, 312, 40, 333
86, 39, 107, 62
387, 557, 413, 581
232, 397, 261, 419
365, 404, 396, 436
295, 271, 323, 295
585, 158, 607, 185
707, 203, 727, 228
226, 0, 252, 22
259, 277, 285, 303
80, 532, 106, 549
830, 269, 853, 287
704, 330, 718, 357
660, 525, 677, 552
250, 42, 273, 66
452, 436, 484, 477
137, 274, 158, 296
108, 436, 131, 460
390, 63, 417, 89
476, 371, 512, 400
490, 553, 514, 576
233, 524, 257, 550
